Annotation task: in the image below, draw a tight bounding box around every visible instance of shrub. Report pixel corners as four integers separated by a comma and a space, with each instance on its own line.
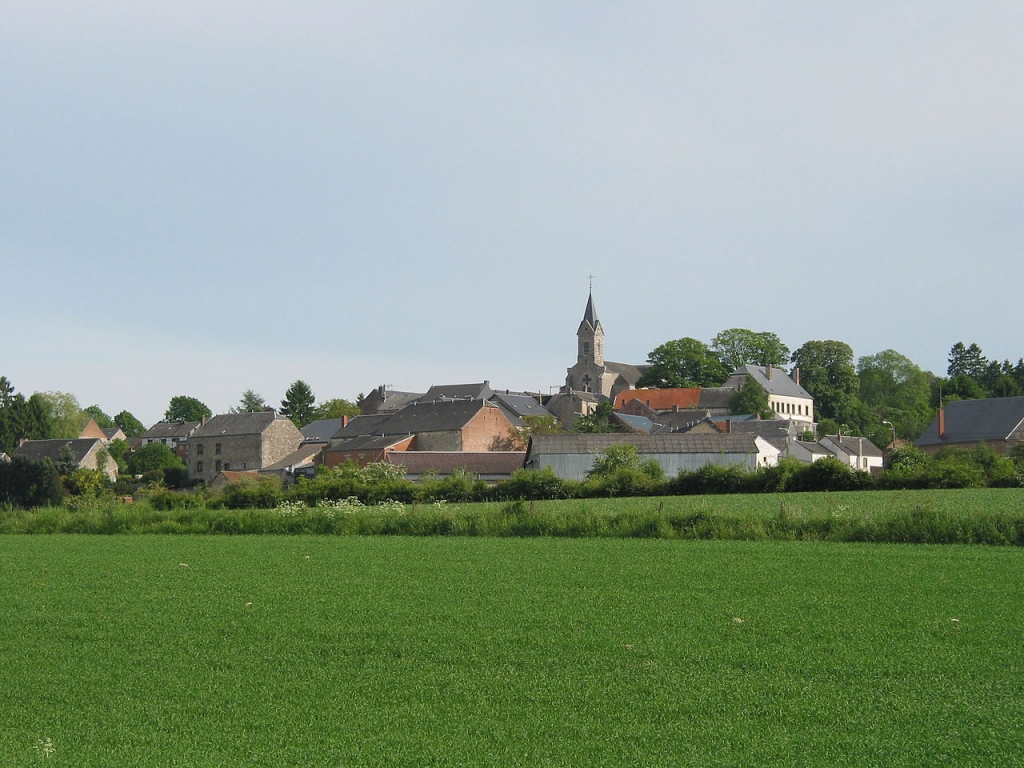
213, 476, 283, 509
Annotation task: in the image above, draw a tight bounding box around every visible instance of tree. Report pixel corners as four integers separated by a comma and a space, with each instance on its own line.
575, 401, 621, 433
856, 349, 933, 440
586, 443, 664, 480
83, 405, 115, 429
790, 341, 859, 422
36, 391, 89, 438
491, 415, 563, 451
230, 390, 267, 413
128, 443, 186, 476
312, 398, 361, 421
947, 342, 988, 380
280, 380, 316, 427
728, 380, 773, 419
711, 329, 790, 371
164, 396, 211, 423
636, 338, 729, 389
113, 410, 145, 437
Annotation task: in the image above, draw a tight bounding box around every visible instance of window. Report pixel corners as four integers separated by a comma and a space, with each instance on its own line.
196, 460, 204, 473
224, 463, 230, 471
196, 444, 204, 456
215, 460, 222, 472
582, 342, 591, 356
215, 443, 222, 455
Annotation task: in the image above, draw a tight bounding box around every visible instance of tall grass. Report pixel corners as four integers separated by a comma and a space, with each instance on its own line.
3, 488, 1024, 544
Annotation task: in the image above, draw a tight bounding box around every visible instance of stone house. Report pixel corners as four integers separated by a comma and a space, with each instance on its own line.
329, 398, 515, 453
141, 421, 201, 462
321, 435, 416, 469
187, 411, 303, 483
13, 438, 119, 481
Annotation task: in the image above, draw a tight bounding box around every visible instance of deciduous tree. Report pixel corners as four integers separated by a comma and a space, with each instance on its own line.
790, 340, 859, 422
636, 338, 729, 389
711, 329, 790, 371
164, 396, 212, 423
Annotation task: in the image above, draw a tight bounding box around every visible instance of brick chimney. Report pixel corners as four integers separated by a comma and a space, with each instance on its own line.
792, 367, 800, 386
938, 408, 945, 438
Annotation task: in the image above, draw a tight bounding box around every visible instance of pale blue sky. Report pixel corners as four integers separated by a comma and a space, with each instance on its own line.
3, 1, 1023, 426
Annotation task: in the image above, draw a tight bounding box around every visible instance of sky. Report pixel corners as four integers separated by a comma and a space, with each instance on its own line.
3, 1, 1023, 427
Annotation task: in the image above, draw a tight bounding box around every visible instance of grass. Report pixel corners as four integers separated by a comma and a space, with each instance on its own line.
3, 488, 1024, 543
1, 536, 1022, 766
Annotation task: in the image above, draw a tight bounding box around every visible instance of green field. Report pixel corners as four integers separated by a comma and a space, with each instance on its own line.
2, 536, 1022, 766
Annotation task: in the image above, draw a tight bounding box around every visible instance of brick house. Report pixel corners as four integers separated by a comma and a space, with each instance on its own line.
186, 412, 303, 483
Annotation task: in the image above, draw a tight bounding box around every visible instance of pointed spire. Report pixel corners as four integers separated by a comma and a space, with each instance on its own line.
583, 289, 599, 327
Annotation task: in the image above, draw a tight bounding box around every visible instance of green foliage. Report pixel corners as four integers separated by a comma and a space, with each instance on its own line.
574, 401, 621, 433
83, 405, 115, 429
587, 443, 664, 481
113, 410, 145, 437
164, 395, 212, 423
711, 328, 790, 370
790, 340, 859, 422
230, 389, 267, 413
728, 380, 773, 419
280, 380, 316, 427
312, 397, 361, 420
36, 390, 89, 438
0, 454, 64, 508
128, 442, 186, 475
636, 337, 729, 388
213, 476, 284, 509
497, 467, 568, 500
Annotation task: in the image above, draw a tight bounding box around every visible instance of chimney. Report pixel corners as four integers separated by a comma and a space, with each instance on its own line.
766, 364, 773, 380
938, 408, 945, 438
792, 367, 800, 386
341, 415, 349, 428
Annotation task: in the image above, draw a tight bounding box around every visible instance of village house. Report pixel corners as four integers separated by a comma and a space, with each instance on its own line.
186, 411, 303, 483
14, 438, 119, 481
818, 434, 885, 472
916, 396, 1024, 455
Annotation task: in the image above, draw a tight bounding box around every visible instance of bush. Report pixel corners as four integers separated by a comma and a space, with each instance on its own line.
212, 476, 283, 509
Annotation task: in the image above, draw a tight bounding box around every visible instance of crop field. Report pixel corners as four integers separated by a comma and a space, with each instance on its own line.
2, 536, 1022, 766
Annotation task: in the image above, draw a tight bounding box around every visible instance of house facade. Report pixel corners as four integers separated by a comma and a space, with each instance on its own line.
187, 412, 303, 483
722, 365, 815, 429
13, 438, 119, 481
818, 434, 885, 472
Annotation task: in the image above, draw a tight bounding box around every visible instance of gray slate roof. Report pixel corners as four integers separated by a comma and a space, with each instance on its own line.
916, 397, 1024, 447
14, 438, 100, 464
489, 391, 554, 424
370, 399, 502, 435
326, 435, 415, 452
528, 433, 764, 456
191, 411, 289, 437
142, 421, 200, 439
416, 382, 494, 403
822, 435, 885, 458
301, 418, 344, 442
726, 365, 812, 399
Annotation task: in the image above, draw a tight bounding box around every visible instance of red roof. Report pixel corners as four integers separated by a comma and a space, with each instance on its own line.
614, 388, 702, 411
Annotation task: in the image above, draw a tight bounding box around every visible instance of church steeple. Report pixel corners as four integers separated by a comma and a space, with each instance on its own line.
576, 289, 604, 368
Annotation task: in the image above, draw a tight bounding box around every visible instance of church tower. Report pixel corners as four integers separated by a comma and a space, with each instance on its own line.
576, 290, 605, 368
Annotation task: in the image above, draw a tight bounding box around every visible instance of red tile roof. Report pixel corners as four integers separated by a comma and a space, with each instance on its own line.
614, 388, 702, 411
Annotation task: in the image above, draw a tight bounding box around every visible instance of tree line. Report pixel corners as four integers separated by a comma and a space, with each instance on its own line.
634, 330, 1024, 448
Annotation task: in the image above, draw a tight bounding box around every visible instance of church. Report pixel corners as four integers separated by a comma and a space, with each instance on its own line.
563, 290, 644, 398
